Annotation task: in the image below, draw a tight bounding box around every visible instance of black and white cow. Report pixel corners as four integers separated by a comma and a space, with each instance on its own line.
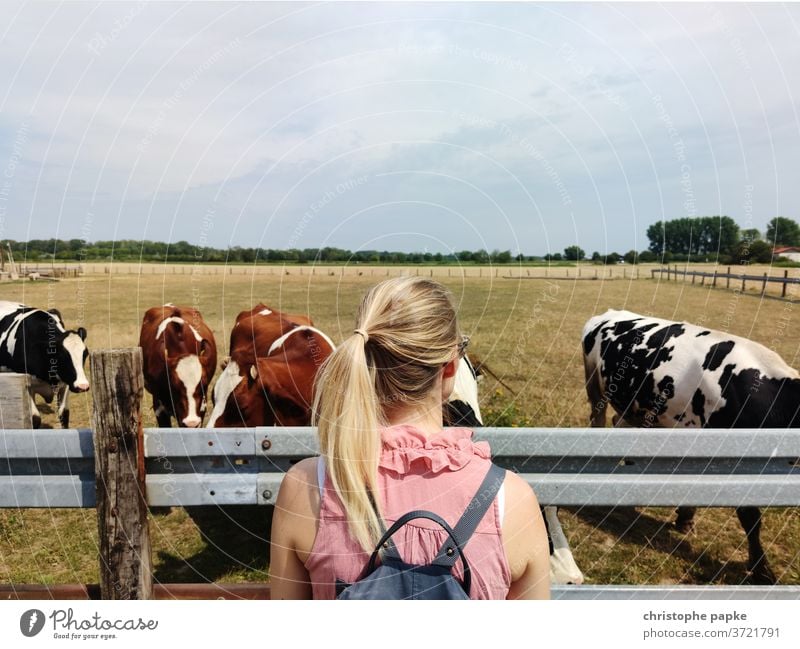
0, 301, 89, 428
582, 308, 792, 584
445, 356, 585, 585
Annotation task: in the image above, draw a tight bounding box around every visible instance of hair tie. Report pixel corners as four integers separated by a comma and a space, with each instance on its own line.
353, 328, 369, 343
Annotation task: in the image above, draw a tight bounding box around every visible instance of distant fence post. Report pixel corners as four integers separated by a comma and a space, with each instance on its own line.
712, 271, 717, 288
90, 348, 153, 600
783, 270, 788, 298
762, 273, 768, 296
0, 374, 32, 429
727, 267, 731, 289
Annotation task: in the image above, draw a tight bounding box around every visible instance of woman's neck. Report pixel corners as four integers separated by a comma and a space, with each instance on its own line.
383, 395, 444, 437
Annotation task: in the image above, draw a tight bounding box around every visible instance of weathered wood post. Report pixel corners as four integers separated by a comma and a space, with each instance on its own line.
783, 270, 788, 298
712, 271, 717, 288
91, 348, 153, 600
0, 374, 32, 429
727, 266, 731, 289
761, 273, 768, 296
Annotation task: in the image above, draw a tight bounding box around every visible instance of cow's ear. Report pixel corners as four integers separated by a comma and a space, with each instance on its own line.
77, 327, 88, 341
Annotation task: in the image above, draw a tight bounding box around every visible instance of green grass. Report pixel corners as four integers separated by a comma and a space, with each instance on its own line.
2, 269, 800, 586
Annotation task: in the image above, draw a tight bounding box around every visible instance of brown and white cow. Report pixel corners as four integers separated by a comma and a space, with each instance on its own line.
140, 304, 217, 428
222, 304, 312, 368
209, 306, 334, 427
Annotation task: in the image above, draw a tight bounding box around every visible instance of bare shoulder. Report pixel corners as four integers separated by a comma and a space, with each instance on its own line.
502, 470, 540, 513
274, 457, 322, 561
279, 457, 321, 508
287, 457, 320, 487
500, 470, 550, 598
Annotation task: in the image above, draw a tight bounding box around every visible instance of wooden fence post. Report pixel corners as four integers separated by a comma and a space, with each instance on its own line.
783, 270, 788, 298
727, 267, 731, 289
0, 374, 32, 429
762, 273, 768, 296
712, 271, 717, 288
91, 348, 153, 600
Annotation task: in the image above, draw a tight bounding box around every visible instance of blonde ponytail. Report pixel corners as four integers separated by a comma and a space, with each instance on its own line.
313, 333, 384, 552
313, 277, 461, 552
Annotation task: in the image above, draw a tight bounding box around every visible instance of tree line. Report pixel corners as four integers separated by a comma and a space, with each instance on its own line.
548, 216, 800, 265
8, 216, 799, 266
4, 239, 531, 264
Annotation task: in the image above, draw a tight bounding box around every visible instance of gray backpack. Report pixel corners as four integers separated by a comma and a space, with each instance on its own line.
336, 464, 506, 600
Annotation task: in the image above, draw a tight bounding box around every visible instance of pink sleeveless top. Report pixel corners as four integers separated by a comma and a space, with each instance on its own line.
304, 425, 512, 599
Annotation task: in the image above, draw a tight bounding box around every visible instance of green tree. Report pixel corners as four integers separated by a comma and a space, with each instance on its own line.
734, 239, 775, 264
766, 217, 800, 247
563, 245, 585, 261
591, 251, 601, 262
638, 250, 657, 263
605, 252, 621, 265
741, 228, 761, 242
647, 216, 738, 257
623, 250, 638, 265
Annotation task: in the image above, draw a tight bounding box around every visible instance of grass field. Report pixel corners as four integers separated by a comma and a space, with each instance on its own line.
1, 269, 799, 587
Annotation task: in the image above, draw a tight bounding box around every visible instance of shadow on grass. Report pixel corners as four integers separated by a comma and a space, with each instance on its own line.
153, 506, 272, 583
566, 505, 749, 584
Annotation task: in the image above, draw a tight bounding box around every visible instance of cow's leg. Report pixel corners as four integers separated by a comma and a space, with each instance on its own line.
584, 361, 607, 427
736, 506, 776, 584
56, 384, 70, 428
153, 397, 172, 428
29, 392, 42, 429
675, 507, 696, 533
542, 506, 584, 585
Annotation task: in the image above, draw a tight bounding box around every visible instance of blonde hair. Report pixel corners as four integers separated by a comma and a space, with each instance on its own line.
312, 277, 461, 552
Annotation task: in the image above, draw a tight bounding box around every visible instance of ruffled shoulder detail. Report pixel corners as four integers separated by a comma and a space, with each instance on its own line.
378, 424, 491, 475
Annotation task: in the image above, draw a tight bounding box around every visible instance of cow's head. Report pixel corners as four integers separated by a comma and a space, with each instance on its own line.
52, 326, 90, 393
443, 356, 482, 425
208, 357, 313, 428
209, 359, 271, 428
251, 358, 315, 427
162, 322, 216, 427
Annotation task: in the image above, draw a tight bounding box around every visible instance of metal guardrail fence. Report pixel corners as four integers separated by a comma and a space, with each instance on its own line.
3, 427, 799, 508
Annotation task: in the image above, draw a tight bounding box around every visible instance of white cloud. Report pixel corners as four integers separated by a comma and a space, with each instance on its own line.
0, 1, 798, 252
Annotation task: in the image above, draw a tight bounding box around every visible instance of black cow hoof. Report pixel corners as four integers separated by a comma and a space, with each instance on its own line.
674, 518, 695, 534
59, 410, 70, 429
748, 560, 777, 585
32, 414, 42, 429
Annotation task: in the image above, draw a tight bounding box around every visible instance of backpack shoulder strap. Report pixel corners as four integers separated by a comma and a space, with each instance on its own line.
432, 463, 506, 569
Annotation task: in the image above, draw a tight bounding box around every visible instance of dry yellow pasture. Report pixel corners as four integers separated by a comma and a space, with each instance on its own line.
1, 268, 799, 587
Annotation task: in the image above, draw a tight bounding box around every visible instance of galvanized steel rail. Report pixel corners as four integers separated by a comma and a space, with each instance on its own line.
2, 427, 799, 508
3, 425, 800, 599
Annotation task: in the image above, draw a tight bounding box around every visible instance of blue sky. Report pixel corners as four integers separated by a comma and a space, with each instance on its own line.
0, 1, 798, 255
